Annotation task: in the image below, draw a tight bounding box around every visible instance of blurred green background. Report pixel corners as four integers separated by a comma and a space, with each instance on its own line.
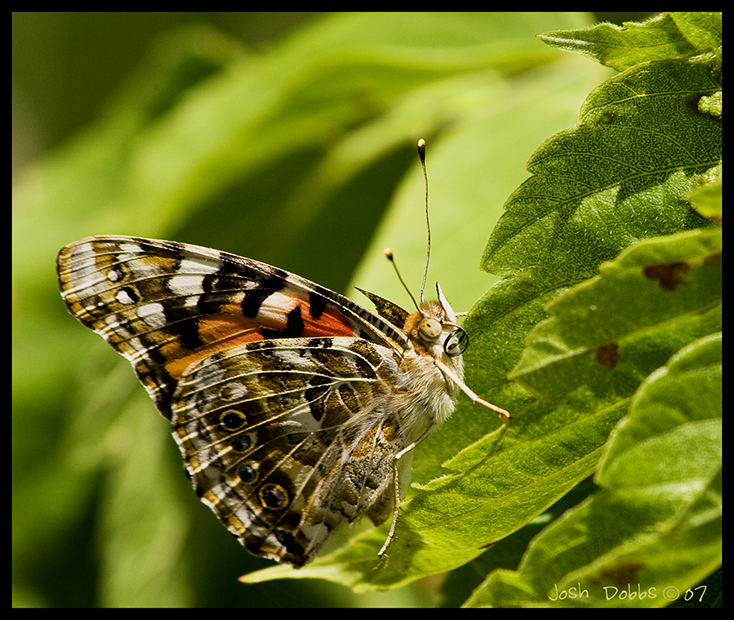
12, 12, 649, 607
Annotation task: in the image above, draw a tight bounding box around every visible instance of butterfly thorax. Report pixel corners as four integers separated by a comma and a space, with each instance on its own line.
397, 298, 465, 426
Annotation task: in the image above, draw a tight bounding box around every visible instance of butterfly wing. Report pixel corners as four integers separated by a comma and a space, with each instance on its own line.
57, 236, 409, 419
57, 236, 413, 566
172, 336, 405, 566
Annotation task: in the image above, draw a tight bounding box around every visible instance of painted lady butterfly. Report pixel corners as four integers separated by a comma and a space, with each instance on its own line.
56, 141, 509, 567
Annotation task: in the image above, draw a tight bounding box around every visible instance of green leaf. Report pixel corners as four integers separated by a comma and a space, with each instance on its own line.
686, 165, 721, 221
465, 332, 721, 607
455, 15, 722, 603
539, 12, 722, 71
597, 333, 722, 488
454, 228, 721, 607
670, 12, 723, 53
483, 56, 720, 286
510, 226, 722, 403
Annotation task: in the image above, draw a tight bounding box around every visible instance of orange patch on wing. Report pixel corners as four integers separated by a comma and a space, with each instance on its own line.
164, 314, 262, 378
299, 301, 356, 337
198, 314, 262, 345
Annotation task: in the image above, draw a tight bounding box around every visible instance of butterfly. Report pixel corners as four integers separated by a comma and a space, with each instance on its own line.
56, 142, 509, 567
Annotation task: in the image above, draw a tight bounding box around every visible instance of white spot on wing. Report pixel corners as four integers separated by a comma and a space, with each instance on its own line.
178, 258, 219, 274
70, 242, 94, 260
221, 382, 247, 400
101, 314, 131, 338
168, 274, 204, 296
137, 302, 167, 329
258, 291, 298, 323
120, 242, 143, 254
116, 289, 136, 305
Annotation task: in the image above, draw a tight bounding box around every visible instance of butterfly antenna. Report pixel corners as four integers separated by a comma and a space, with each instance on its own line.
417, 138, 430, 305
384, 249, 420, 311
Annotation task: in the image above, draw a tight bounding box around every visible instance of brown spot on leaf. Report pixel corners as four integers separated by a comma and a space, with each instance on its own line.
600, 561, 645, 586
596, 342, 620, 370
643, 261, 690, 291
704, 251, 722, 267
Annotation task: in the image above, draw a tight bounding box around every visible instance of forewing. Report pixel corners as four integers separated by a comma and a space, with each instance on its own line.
171, 336, 399, 566
57, 236, 408, 418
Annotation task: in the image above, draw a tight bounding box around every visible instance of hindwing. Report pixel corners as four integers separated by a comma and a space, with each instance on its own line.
172, 336, 405, 566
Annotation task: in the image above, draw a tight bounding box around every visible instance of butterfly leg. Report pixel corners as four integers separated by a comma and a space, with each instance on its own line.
377, 424, 436, 559
377, 463, 401, 559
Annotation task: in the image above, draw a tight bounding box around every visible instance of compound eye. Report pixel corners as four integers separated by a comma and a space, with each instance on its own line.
444, 327, 469, 357
418, 317, 442, 341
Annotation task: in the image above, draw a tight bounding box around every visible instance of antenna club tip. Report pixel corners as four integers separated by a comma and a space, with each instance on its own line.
417, 138, 426, 159
384, 248, 394, 261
